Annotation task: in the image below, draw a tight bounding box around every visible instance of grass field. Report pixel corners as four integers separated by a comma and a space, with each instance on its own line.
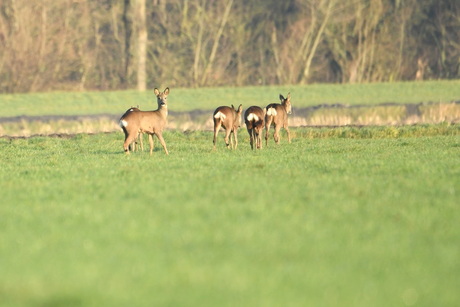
1, 81, 459, 306
1, 127, 459, 306
1, 80, 460, 117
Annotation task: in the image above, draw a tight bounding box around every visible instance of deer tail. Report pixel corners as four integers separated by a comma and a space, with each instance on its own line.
119, 119, 128, 128
246, 113, 259, 122
214, 111, 227, 122
266, 107, 277, 117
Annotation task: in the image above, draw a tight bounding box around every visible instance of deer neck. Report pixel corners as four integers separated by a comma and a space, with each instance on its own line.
156, 104, 168, 118
282, 102, 290, 114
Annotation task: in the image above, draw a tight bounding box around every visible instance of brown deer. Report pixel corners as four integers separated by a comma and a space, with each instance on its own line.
265, 93, 292, 145
120, 106, 144, 152
119, 87, 170, 155
213, 104, 243, 149
244, 106, 265, 150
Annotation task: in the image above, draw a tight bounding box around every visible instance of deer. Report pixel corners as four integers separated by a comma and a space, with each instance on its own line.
265, 93, 292, 146
213, 104, 243, 149
120, 106, 144, 152
119, 87, 170, 155
244, 106, 265, 150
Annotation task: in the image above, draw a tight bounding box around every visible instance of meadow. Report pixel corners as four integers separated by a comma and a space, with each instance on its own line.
1, 128, 459, 307
0, 81, 459, 306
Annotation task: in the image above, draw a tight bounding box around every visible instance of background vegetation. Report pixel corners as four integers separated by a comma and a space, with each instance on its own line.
1, 0, 459, 93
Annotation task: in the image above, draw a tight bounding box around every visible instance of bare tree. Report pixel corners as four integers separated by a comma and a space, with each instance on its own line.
136, 0, 147, 91
199, 0, 233, 86
122, 0, 133, 86
0, 0, 459, 93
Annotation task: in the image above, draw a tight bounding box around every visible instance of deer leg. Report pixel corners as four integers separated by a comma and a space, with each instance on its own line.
156, 133, 169, 155
265, 117, 272, 146
133, 133, 140, 152
285, 125, 291, 143
224, 128, 232, 149
229, 131, 234, 150
257, 132, 262, 149
148, 134, 154, 155
123, 133, 137, 154
149, 134, 154, 151
274, 125, 281, 144
248, 128, 254, 150
139, 132, 144, 151
213, 122, 221, 149
234, 129, 238, 150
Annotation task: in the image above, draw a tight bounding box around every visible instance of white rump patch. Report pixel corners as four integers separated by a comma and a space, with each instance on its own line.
267, 107, 277, 116
119, 119, 128, 127
214, 111, 226, 120
247, 113, 259, 122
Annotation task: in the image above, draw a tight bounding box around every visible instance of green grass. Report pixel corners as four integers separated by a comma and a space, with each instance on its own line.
0, 80, 459, 117
1, 128, 459, 306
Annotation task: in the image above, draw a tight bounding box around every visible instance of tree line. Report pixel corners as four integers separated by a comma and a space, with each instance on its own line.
0, 0, 458, 93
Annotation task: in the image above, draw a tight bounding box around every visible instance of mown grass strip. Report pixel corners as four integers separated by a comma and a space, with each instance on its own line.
0, 80, 459, 117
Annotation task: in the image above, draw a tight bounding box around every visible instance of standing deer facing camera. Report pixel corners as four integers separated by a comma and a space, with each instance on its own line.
213, 104, 243, 149
119, 88, 170, 155
265, 93, 292, 145
244, 106, 265, 150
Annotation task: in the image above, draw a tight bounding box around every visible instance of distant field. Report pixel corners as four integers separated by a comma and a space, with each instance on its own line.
0, 129, 459, 306
1, 80, 459, 117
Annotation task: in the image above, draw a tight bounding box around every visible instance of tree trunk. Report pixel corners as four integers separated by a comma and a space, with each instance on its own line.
200, 0, 233, 86
300, 0, 334, 84
193, 5, 204, 87
136, 0, 147, 91
31, 4, 47, 92
122, 0, 132, 86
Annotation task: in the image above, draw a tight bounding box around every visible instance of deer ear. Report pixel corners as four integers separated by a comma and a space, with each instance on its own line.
154, 88, 160, 96
231, 104, 235, 109
238, 104, 243, 111
279, 94, 285, 101
164, 87, 170, 95
287, 92, 291, 100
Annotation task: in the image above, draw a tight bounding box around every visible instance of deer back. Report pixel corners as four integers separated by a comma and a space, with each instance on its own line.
245, 106, 265, 131
266, 93, 291, 125
214, 104, 243, 130
213, 106, 234, 130
138, 110, 167, 134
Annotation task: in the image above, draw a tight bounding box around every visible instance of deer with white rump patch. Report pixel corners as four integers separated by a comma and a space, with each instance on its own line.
120, 106, 144, 152
265, 93, 292, 145
213, 104, 243, 149
119, 87, 170, 155
244, 106, 265, 150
